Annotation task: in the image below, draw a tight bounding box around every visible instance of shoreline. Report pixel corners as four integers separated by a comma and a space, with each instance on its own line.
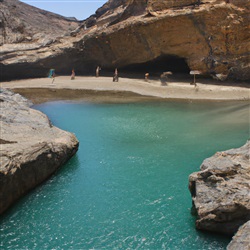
1, 79, 249, 249
1, 76, 249, 104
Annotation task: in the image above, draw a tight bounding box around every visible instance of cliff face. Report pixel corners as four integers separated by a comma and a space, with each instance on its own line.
0, 88, 79, 215
0, 0, 79, 45
1, 0, 249, 81
79, 0, 250, 80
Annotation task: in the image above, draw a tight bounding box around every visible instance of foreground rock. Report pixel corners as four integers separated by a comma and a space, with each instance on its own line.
1, 0, 249, 81
0, 88, 79, 215
189, 141, 250, 235
227, 221, 250, 250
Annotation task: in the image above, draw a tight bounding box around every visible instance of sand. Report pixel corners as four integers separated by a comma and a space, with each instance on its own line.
1, 76, 249, 104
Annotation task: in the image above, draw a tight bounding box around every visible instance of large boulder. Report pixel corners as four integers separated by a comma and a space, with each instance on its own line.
189, 141, 250, 235
0, 88, 79, 215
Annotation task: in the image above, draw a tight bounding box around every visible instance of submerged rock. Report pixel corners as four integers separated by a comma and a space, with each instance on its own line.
0, 88, 79, 215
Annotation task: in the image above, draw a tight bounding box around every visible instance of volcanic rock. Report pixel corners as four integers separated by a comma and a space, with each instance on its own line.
0, 88, 79, 215
0, 0, 249, 81
189, 141, 250, 235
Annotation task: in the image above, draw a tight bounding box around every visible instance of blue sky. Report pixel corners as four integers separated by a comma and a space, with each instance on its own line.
20, 0, 107, 20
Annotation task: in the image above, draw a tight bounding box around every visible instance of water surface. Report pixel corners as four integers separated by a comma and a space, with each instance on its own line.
1, 100, 249, 249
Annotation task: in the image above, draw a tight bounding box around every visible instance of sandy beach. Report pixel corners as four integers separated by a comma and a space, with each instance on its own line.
1, 76, 249, 104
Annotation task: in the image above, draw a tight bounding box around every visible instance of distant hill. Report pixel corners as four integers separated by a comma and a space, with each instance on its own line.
0, 0, 79, 45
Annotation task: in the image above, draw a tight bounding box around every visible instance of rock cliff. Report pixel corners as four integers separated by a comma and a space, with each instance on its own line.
0, 88, 79, 215
1, 0, 249, 81
0, 0, 80, 79
189, 141, 250, 238
0, 0, 79, 45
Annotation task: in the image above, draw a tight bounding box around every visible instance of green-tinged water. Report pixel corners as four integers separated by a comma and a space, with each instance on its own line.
1, 100, 249, 249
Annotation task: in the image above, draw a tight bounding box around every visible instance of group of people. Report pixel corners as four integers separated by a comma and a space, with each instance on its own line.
49, 68, 184, 86
96, 66, 119, 82
48, 67, 119, 83
48, 68, 199, 89
48, 68, 171, 86
49, 68, 152, 84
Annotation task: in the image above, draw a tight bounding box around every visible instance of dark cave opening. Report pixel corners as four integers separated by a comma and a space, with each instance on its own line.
0, 55, 191, 81
119, 55, 191, 79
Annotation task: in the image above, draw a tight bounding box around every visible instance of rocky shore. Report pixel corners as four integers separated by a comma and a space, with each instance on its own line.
0, 85, 249, 249
189, 141, 250, 248
0, 88, 79, 215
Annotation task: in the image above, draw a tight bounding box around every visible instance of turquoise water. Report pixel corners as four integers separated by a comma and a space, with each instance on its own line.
1, 100, 249, 249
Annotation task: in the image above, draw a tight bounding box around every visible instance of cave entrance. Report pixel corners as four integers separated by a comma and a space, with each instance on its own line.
120, 55, 190, 79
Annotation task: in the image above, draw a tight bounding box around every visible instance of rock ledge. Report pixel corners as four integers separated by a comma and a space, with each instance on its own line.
189, 141, 250, 248
0, 88, 79, 214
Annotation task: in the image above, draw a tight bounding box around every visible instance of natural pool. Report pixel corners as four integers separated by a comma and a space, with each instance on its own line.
0, 100, 249, 249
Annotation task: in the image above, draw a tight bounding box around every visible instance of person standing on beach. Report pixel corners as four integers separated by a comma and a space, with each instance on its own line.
96, 66, 100, 77
113, 68, 119, 82
71, 69, 75, 80
51, 70, 56, 84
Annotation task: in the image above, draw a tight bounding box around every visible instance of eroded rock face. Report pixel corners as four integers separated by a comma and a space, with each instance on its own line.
79, 0, 249, 80
0, 88, 79, 215
0, 0, 80, 79
1, 0, 249, 81
147, 0, 199, 12
0, 0, 79, 45
189, 141, 250, 235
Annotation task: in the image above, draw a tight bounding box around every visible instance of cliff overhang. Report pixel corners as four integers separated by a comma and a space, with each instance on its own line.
0, 0, 249, 81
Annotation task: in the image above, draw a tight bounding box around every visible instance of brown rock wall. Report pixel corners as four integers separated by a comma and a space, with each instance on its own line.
0, 0, 249, 81
148, 0, 199, 12
0, 0, 79, 45
86, 1, 249, 80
